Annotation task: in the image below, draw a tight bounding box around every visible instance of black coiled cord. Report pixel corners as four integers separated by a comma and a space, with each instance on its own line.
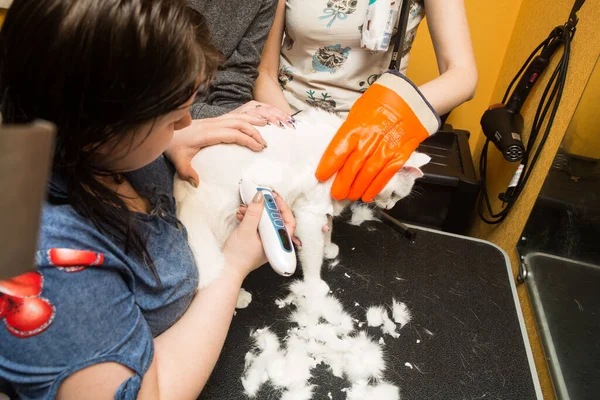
478, 21, 576, 224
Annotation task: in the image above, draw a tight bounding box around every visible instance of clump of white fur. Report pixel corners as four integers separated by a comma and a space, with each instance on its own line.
241, 279, 395, 398
349, 204, 379, 226
392, 299, 412, 328
366, 306, 386, 327
366, 299, 412, 339
241, 329, 282, 396
366, 306, 400, 338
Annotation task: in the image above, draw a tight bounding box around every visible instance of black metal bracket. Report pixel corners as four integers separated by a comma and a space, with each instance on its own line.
379, 211, 418, 243
517, 258, 529, 283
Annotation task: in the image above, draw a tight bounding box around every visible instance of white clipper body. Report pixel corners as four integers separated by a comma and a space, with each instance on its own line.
239, 179, 297, 276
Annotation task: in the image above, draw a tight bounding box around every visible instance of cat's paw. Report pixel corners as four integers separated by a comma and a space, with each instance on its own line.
236, 288, 253, 309
324, 243, 339, 259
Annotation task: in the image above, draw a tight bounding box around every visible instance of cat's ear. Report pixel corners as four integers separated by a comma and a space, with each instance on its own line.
402, 166, 424, 178
404, 152, 431, 169
401, 152, 430, 179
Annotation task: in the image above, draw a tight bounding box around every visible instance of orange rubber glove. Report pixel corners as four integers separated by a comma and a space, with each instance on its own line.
316, 72, 440, 202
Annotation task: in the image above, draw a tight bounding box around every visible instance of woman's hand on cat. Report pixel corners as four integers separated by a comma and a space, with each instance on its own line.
224, 190, 296, 280
231, 100, 295, 129
165, 116, 268, 188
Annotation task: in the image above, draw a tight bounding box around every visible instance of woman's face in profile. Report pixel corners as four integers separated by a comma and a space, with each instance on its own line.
97, 95, 195, 173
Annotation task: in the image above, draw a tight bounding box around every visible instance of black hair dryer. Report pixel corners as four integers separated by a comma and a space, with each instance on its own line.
481, 37, 562, 162
481, 104, 525, 162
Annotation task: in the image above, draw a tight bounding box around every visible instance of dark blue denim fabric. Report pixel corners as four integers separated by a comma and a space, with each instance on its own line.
0, 156, 198, 399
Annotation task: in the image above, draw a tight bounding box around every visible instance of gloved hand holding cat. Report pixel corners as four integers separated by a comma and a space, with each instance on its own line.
316, 71, 441, 203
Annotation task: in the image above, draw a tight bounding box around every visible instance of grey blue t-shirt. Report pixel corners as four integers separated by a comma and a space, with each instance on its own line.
0, 156, 198, 399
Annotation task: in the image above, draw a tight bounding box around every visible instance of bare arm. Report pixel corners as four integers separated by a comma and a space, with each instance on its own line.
254, 0, 293, 113
57, 194, 297, 400
149, 268, 247, 397
417, 0, 478, 115
56, 270, 246, 400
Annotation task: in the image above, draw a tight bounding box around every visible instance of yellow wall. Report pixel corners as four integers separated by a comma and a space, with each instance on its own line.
563, 62, 600, 158
407, 0, 523, 153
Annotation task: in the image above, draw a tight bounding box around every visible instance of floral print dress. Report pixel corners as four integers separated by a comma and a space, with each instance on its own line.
279, 0, 425, 116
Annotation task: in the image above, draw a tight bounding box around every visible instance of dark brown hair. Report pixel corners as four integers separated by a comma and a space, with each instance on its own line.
0, 0, 220, 279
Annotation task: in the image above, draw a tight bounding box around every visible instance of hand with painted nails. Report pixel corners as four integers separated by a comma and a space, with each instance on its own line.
231, 100, 295, 129
166, 114, 269, 188
227, 190, 296, 278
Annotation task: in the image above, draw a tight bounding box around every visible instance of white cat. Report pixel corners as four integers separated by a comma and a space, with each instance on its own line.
173, 108, 429, 304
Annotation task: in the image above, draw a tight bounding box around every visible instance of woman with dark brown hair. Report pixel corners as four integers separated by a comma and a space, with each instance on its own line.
0, 0, 295, 398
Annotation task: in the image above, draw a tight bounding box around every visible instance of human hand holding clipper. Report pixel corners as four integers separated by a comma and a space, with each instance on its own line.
238, 179, 297, 277
315, 71, 440, 202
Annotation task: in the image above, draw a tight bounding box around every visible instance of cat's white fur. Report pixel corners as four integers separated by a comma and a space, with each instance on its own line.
173, 108, 430, 291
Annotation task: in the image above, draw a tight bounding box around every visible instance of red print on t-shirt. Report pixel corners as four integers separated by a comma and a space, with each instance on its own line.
0, 249, 104, 338
47, 248, 105, 272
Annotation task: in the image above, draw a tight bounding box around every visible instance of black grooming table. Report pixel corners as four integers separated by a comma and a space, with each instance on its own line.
200, 221, 542, 400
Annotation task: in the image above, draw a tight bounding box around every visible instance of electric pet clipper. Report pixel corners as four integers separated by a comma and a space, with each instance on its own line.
239, 179, 297, 277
